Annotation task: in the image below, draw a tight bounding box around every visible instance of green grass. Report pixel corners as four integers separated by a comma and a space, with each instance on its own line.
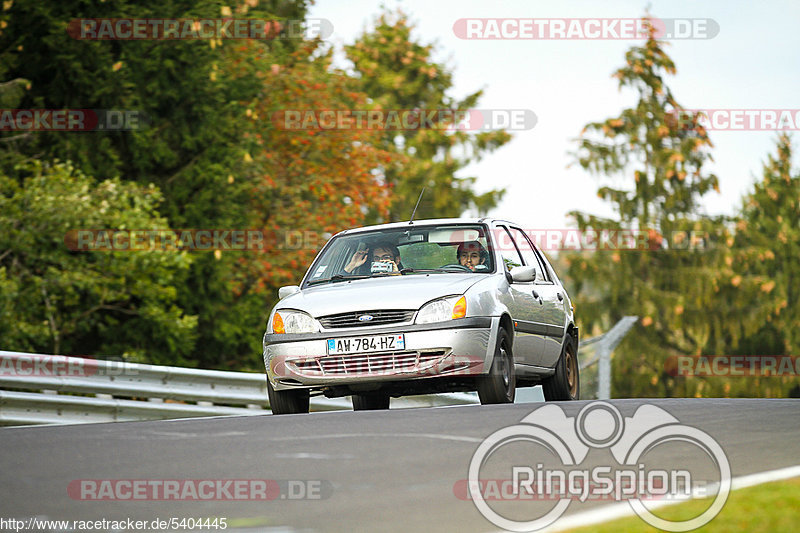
566, 477, 800, 533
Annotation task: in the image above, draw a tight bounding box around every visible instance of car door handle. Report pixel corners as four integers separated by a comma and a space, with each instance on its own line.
557, 292, 564, 301
532, 290, 543, 304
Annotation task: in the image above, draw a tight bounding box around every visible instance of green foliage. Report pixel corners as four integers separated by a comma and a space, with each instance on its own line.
564, 19, 797, 398
345, 8, 510, 221
733, 134, 800, 352
569, 477, 800, 533
0, 161, 196, 363
0, 0, 306, 182
1, 1, 505, 370
571, 20, 718, 226
566, 20, 719, 395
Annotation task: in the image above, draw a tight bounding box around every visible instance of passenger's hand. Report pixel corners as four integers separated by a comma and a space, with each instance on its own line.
344, 250, 368, 273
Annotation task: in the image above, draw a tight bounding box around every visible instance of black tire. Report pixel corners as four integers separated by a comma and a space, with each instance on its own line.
477, 328, 515, 404
352, 393, 390, 411
542, 335, 580, 401
267, 379, 310, 415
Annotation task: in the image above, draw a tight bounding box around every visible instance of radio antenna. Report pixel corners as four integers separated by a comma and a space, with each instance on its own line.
409, 187, 426, 225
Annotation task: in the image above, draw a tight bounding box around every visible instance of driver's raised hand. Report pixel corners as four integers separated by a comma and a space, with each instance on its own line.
344, 249, 369, 273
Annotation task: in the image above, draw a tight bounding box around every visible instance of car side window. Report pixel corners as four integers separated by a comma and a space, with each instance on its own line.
509, 227, 548, 282
497, 226, 524, 272
536, 248, 559, 284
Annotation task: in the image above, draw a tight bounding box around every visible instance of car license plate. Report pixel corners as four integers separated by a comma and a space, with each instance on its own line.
326, 334, 405, 355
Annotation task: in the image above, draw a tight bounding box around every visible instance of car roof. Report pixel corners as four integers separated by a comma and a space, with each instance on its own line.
333, 217, 516, 237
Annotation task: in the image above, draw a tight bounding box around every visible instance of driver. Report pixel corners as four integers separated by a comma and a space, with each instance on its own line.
457, 241, 488, 271
344, 241, 403, 274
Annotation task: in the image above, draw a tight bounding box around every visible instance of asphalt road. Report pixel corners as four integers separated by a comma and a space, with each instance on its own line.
1, 398, 798, 532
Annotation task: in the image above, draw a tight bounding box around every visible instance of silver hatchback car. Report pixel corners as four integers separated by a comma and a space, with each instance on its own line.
262, 218, 579, 414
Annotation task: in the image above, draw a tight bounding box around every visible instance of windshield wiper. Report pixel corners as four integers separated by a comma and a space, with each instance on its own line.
306, 274, 370, 286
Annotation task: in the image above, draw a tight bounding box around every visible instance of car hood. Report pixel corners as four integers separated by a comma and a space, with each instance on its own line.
278, 274, 485, 317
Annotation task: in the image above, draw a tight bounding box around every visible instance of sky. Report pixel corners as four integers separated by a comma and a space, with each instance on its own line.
307, 0, 800, 228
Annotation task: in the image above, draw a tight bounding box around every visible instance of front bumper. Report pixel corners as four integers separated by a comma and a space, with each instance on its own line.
263, 317, 497, 390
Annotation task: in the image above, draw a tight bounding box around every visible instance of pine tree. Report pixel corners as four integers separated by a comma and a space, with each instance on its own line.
735, 134, 800, 353
565, 18, 729, 397
345, 8, 509, 221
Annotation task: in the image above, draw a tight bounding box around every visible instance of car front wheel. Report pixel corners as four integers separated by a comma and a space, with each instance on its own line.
542, 335, 579, 401
267, 379, 310, 415
477, 327, 515, 404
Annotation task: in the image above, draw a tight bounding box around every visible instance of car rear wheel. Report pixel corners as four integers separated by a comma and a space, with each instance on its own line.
477, 327, 515, 404
267, 379, 310, 415
542, 335, 579, 401
352, 393, 390, 411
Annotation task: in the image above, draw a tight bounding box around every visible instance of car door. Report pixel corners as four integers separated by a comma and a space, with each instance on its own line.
507, 226, 567, 368
493, 225, 544, 365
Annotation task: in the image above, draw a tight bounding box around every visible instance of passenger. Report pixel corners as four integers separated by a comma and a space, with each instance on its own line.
344, 241, 403, 274
457, 241, 489, 272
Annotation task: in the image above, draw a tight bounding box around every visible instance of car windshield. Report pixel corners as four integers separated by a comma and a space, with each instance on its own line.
303, 223, 495, 286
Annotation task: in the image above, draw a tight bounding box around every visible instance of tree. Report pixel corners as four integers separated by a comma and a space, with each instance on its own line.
0, 0, 307, 184
0, 161, 196, 363
0, 0, 311, 368
565, 18, 733, 397
655, 135, 800, 399
0, 1, 514, 370
734, 134, 800, 353
189, 41, 401, 369
345, 8, 510, 221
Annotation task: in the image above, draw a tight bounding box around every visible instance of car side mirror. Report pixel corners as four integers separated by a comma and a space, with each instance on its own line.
278, 285, 300, 299
510, 265, 537, 283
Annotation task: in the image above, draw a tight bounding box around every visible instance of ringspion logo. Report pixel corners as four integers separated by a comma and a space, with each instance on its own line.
462, 402, 730, 531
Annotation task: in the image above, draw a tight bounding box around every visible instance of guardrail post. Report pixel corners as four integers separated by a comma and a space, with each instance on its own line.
597, 344, 612, 400
596, 316, 638, 399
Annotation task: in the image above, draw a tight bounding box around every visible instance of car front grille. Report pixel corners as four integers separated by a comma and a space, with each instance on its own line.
288, 350, 446, 376
317, 309, 415, 329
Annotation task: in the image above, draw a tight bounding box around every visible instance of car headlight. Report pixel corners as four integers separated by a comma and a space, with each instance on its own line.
415, 296, 467, 324
271, 310, 319, 334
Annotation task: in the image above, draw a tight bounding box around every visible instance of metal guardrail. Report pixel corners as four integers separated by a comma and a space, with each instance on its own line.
578, 316, 638, 399
0, 317, 636, 426
0, 351, 270, 407
0, 350, 476, 426
0, 389, 267, 426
